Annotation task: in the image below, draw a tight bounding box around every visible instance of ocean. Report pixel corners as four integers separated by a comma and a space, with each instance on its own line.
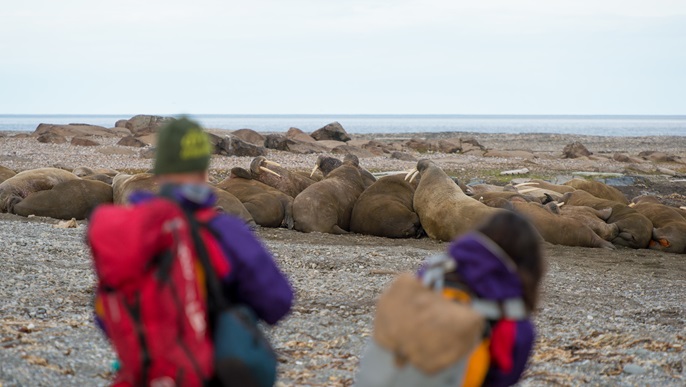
0, 114, 685, 137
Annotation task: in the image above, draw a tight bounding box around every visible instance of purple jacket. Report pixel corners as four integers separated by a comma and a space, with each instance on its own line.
129, 184, 294, 325
420, 232, 535, 387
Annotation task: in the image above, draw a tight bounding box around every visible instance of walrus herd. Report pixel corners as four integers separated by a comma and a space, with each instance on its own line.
1, 156, 685, 254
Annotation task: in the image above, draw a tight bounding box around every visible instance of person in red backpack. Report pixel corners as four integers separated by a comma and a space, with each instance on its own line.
88, 117, 293, 386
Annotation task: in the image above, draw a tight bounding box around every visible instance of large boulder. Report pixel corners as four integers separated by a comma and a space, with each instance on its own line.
124, 115, 173, 136
37, 132, 67, 144
405, 138, 437, 153
310, 122, 351, 142
331, 145, 376, 158
71, 136, 100, 146
216, 136, 267, 157
563, 142, 592, 159
231, 129, 265, 145
286, 127, 317, 143
34, 123, 115, 137
264, 134, 293, 151
117, 136, 148, 148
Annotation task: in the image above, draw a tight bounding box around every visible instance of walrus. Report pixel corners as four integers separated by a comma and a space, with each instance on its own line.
310, 154, 376, 187
249, 156, 316, 197
216, 167, 294, 229
72, 166, 120, 178
551, 203, 619, 241
310, 155, 343, 178
293, 155, 370, 234
349, 173, 422, 238
631, 196, 686, 254
112, 173, 160, 204
564, 178, 629, 204
0, 165, 16, 184
520, 179, 576, 194
561, 190, 652, 249
511, 201, 615, 249
13, 179, 113, 220
0, 167, 79, 213
476, 191, 540, 207
408, 159, 507, 242
211, 186, 258, 229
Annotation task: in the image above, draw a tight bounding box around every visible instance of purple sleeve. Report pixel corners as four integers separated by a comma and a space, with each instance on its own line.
484, 319, 536, 387
209, 214, 294, 325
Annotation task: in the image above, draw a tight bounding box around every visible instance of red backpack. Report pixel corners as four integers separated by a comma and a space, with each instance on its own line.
89, 198, 230, 387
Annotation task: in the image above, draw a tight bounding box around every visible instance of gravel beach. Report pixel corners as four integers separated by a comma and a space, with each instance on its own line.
1, 130, 685, 386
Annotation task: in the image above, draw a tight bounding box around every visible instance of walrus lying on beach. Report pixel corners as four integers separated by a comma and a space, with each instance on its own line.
0, 165, 16, 184
293, 154, 369, 234
249, 156, 316, 197
0, 167, 80, 213
13, 179, 113, 220
631, 196, 686, 254
510, 201, 615, 249
564, 178, 629, 205
216, 167, 294, 229
211, 186, 258, 229
561, 190, 652, 249
408, 159, 507, 242
554, 203, 619, 241
112, 173, 159, 204
349, 173, 422, 238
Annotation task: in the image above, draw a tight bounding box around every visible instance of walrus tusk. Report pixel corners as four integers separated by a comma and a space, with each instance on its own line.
310, 165, 320, 177
517, 187, 540, 194
557, 202, 565, 207
514, 182, 539, 187
408, 170, 419, 183
405, 168, 418, 181
681, 206, 686, 210
628, 202, 636, 208
264, 160, 281, 167
260, 166, 281, 177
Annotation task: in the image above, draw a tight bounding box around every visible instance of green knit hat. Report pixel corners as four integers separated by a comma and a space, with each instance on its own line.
153, 116, 212, 175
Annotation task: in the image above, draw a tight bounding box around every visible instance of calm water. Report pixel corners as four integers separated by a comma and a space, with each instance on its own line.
0, 114, 685, 136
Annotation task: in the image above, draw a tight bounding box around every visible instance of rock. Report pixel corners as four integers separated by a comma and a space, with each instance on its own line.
331, 145, 376, 158
114, 119, 129, 128
37, 132, 67, 144
390, 152, 417, 162
500, 168, 530, 176
316, 140, 348, 150
405, 138, 436, 153
216, 136, 267, 157
284, 140, 329, 154
286, 127, 317, 143
360, 140, 388, 156
124, 115, 173, 136
613, 153, 643, 163
117, 136, 148, 148
109, 126, 132, 136
563, 142, 592, 158
231, 129, 265, 145
461, 138, 485, 150
264, 134, 293, 151
33, 123, 115, 137
71, 136, 100, 146
626, 164, 657, 174
310, 122, 351, 142
623, 364, 647, 375
437, 139, 462, 153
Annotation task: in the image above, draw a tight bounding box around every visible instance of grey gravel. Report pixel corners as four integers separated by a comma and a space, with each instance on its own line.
1, 132, 685, 386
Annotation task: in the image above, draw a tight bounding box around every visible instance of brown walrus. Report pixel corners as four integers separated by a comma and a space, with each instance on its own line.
211, 186, 258, 229
409, 159, 507, 242
349, 173, 422, 238
13, 179, 113, 220
249, 156, 316, 197
293, 155, 369, 234
112, 173, 160, 204
216, 167, 294, 229
561, 190, 651, 249
511, 201, 615, 249
631, 196, 686, 254
564, 178, 629, 204
0, 167, 79, 213
553, 203, 619, 241
0, 165, 17, 184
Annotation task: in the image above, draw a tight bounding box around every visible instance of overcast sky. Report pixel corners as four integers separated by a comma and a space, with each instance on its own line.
1, 1, 684, 115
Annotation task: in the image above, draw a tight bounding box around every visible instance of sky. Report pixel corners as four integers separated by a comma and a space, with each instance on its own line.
1, 1, 685, 115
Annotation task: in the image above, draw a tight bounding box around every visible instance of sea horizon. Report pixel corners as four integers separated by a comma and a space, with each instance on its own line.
1, 114, 685, 137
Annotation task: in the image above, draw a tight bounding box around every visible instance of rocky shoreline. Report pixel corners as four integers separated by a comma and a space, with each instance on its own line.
1, 124, 685, 386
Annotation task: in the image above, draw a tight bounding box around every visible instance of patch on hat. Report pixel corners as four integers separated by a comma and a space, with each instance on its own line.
180, 128, 212, 160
